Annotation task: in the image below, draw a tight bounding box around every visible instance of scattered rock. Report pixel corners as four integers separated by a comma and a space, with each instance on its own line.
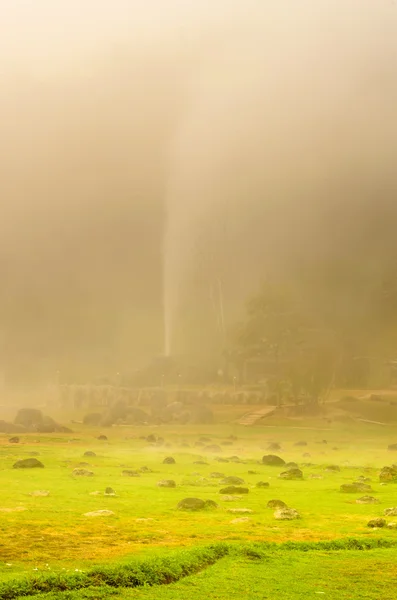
97, 435, 108, 441
267, 499, 287, 509
84, 451, 96, 457
210, 472, 225, 479
84, 510, 114, 517
73, 469, 94, 477
387, 522, 397, 529
356, 496, 380, 504
230, 517, 250, 524
30, 490, 50, 497
105, 487, 116, 495
221, 495, 243, 501
139, 466, 152, 473
367, 518, 386, 528
256, 481, 270, 488
279, 468, 303, 480
229, 456, 243, 463
340, 483, 372, 493
379, 466, 397, 483
309, 474, 323, 480
267, 442, 281, 451
215, 457, 229, 463
9, 437, 19, 444
219, 486, 249, 494
325, 465, 340, 472
177, 498, 217, 510
262, 455, 285, 466
13, 458, 44, 469
227, 508, 253, 514
274, 508, 300, 520
163, 456, 176, 464
285, 462, 299, 469
157, 479, 176, 488
122, 470, 140, 477
220, 476, 245, 485
356, 476, 371, 483
384, 507, 397, 516
248, 470, 259, 475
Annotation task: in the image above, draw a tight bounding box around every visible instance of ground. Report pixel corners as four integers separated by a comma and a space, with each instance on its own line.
0, 413, 396, 597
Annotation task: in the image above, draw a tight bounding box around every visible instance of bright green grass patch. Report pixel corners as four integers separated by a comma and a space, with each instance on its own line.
5, 542, 397, 600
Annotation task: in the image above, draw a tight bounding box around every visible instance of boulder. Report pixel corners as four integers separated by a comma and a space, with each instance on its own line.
279, 468, 303, 480
163, 456, 176, 464
356, 496, 380, 504
13, 458, 44, 469
367, 518, 386, 528
220, 476, 245, 485
157, 479, 176, 488
256, 481, 270, 488
267, 442, 281, 451
177, 498, 217, 510
325, 465, 340, 472
262, 455, 285, 466
267, 499, 287, 509
227, 508, 253, 514
84, 451, 96, 457
219, 486, 249, 494
14, 408, 43, 428
0, 420, 26, 434
73, 468, 94, 476
122, 470, 140, 477
274, 508, 300, 520
340, 483, 372, 493
384, 507, 397, 516
97, 435, 108, 441
379, 466, 397, 483
105, 487, 116, 495
9, 437, 20, 443
210, 472, 225, 479
221, 495, 243, 501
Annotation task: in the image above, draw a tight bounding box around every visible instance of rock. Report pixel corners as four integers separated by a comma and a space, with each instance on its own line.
210, 472, 225, 479
262, 455, 285, 466
285, 462, 299, 469
267, 442, 281, 451
215, 457, 229, 463
204, 445, 222, 453
367, 518, 386, 528
73, 468, 94, 476
105, 487, 116, 495
14, 408, 43, 428
30, 490, 50, 497
140, 466, 152, 473
227, 508, 253, 514
220, 476, 245, 485
325, 465, 340, 472
340, 483, 372, 493
97, 435, 108, 441
219, 486, 249, 494
267, 499, 287, 509
157, 479, 176, 488
230, 517, 250, 524
384, 507, 397, 516
78, 462, 91, 467
387, 522, 397, 529
84, 451, 96, 457
9, 437, 19, 443
356, 496, 380, 504
356, 476, 371, 483
0, 420, 26, 434
229, 456, 243, 463
221, 495, 243, 501
163, 456, 176, 464
309, 474, 323, 480
274, 508, 300, 520
13, 458, 44, 469
279, 468, 303, 480
256, 481, 270, 488
248, 470, 259, 475
122, 470, 140, 477
177, 498, 216, 511
84, 510, 115, 517
379, 466, 397, 483
294, 441, 307, 447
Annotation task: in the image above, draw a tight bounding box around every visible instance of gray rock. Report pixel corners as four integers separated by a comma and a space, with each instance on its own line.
163, 456, 176, 464
274, 508, 300, 520
367, 518, 386, 528
267, 499, 287, 509
356, 496, 380, 504
73, 468, 94, 476
379, 466, 397, 483
262, 455, 285, 466
13, 458, 44, 469
210, 472, 225, 478
256, 481, 270, 488
219, 486, 249, 494
9, 437, 19, 444
122, 470, 140, 477
157, 479, 176, 488
340, 483, 372, 493
325, 465, 340, 472
220, 476, 245, 485
279, 468, 303, 480
384, 507, 397, 516
177, 498, 217, 510
84, 451, 96, 457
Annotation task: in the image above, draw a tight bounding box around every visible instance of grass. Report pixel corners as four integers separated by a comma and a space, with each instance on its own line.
1, 541, 397, 599
0, 416, 396, 595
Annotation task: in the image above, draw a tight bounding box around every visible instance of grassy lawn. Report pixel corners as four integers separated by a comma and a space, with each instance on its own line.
0, 419, 396, 586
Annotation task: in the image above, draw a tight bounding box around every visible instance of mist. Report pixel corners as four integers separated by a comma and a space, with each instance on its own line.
1, 0, 397, 386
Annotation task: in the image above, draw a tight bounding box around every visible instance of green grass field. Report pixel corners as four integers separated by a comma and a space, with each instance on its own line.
0, 418, 396, 597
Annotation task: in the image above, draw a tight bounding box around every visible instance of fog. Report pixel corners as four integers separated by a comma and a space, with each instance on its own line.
1, 1, 397, 386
